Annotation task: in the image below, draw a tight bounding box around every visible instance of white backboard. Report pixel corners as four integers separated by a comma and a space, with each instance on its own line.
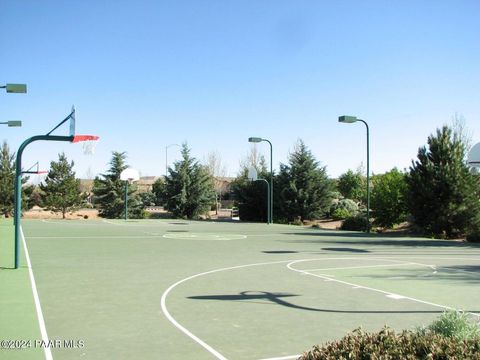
120, 168, 140, 182
247, 167, 257, 181
468, 142, 480, 167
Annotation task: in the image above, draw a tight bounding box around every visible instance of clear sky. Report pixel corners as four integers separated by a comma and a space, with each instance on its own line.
1, 0, 479, 180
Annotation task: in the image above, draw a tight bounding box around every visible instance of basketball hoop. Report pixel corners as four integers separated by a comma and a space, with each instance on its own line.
468, 142, 480, 168
72, 135, 100, 155
120, 168, 140, 183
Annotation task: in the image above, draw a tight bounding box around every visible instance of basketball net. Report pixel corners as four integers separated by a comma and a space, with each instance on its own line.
82, 139, 98, 155
72, 135, 100, 155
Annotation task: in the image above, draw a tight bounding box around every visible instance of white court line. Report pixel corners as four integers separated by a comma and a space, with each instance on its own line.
162, 233, 247, 241
259, 355, 301, 360
287, 259, 480, 318
306, 262, 417, 272
21, 226, 53, 360
161, 260, 297, 360
40, 219, 99, 226
28, 235, 162, 239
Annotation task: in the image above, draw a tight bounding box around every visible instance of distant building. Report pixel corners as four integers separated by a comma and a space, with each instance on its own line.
79, 176, 235, 196
136, 176, 160, 193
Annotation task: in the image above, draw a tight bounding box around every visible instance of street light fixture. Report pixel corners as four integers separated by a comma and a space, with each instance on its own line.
338, 115, 371, 232
0, 121, 22, 127
1, 83, 27, 93
248, 137, 273, 224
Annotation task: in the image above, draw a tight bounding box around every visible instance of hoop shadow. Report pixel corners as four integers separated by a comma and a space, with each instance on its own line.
187, 291, 452, 314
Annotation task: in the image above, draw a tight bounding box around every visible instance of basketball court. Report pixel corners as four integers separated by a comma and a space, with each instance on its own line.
1, 219, 480, 360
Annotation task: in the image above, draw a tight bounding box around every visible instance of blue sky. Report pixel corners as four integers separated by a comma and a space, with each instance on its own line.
1, 0, 479, 180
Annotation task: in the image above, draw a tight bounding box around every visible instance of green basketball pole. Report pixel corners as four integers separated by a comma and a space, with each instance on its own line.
14, 135, 74, 268
13, 107, 98, 269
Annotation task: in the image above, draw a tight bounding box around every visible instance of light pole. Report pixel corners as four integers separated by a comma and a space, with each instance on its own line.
248, 167, 270, 224
0, 121, 22, 127
248, 137, 273, 224
338, 115, 370, 232
165, 144, 180, 177
1, 83, 27, 94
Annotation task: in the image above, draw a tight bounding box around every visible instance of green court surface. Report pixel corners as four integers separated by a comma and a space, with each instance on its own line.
1, 218, 480, 360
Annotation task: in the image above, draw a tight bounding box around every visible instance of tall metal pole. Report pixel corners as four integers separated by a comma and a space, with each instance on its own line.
264, 140, 273, 224
14, 135, 74, 268
257, 179, 270, 224
165, 145, 168, 178
358, 120, 370, 232
124, 181, 128, 221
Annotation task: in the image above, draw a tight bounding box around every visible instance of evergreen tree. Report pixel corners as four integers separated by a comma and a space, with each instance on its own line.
407, 126, 480, 238
371, 168, 408, 228
40, 153, 83, 219
164, 143, 215, 219
92, 151, 143, 218
231, 161, 270, 222
0, 141, 16, 216
0, 141, 31, 216
152, 177, 166, 205
276, 140, 333, 222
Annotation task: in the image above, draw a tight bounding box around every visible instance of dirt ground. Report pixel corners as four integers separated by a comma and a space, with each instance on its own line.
21, 207, 344, 229
23, 206, 99, 220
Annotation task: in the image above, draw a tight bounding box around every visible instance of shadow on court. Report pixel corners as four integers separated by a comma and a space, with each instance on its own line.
322, 247, 370, 253
282, 232, 480, 248
187, 291, 455, 314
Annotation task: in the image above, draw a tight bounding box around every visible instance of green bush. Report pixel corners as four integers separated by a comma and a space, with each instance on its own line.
332, 208, 352, 220
330, 198, 358, 215
467, 232, 480, 242
467, 216, 480, 242
422, 310, 480, 341
340, 214, 368, 231
299, 326, 480, 360
370, 168, 408, 228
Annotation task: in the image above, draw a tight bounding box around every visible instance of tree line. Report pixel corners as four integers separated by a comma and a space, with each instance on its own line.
0, 124, 479, 241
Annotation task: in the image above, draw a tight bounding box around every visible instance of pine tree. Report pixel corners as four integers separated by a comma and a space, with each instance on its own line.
276, 140, 333, 222
164, 143, 215, 219
40, 153, 83, 219
92, 151, 143, 218
0, 141, 16, 216
407, 126, 480, 238
152, 177, 166, 205
231, 149, 270, 222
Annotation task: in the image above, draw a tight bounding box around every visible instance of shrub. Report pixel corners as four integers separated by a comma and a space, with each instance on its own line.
331, 198, 358, 213
371, 168, 408, 228
332, 208, 352, 220
423, 310, 480, 341
467, 215, 480, 243
467, 232, 480, 243
340, 213, 368, 231
299, 326, 480, 360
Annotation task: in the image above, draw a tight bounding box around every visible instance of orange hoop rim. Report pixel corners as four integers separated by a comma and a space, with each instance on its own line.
72, 135, 100, 143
